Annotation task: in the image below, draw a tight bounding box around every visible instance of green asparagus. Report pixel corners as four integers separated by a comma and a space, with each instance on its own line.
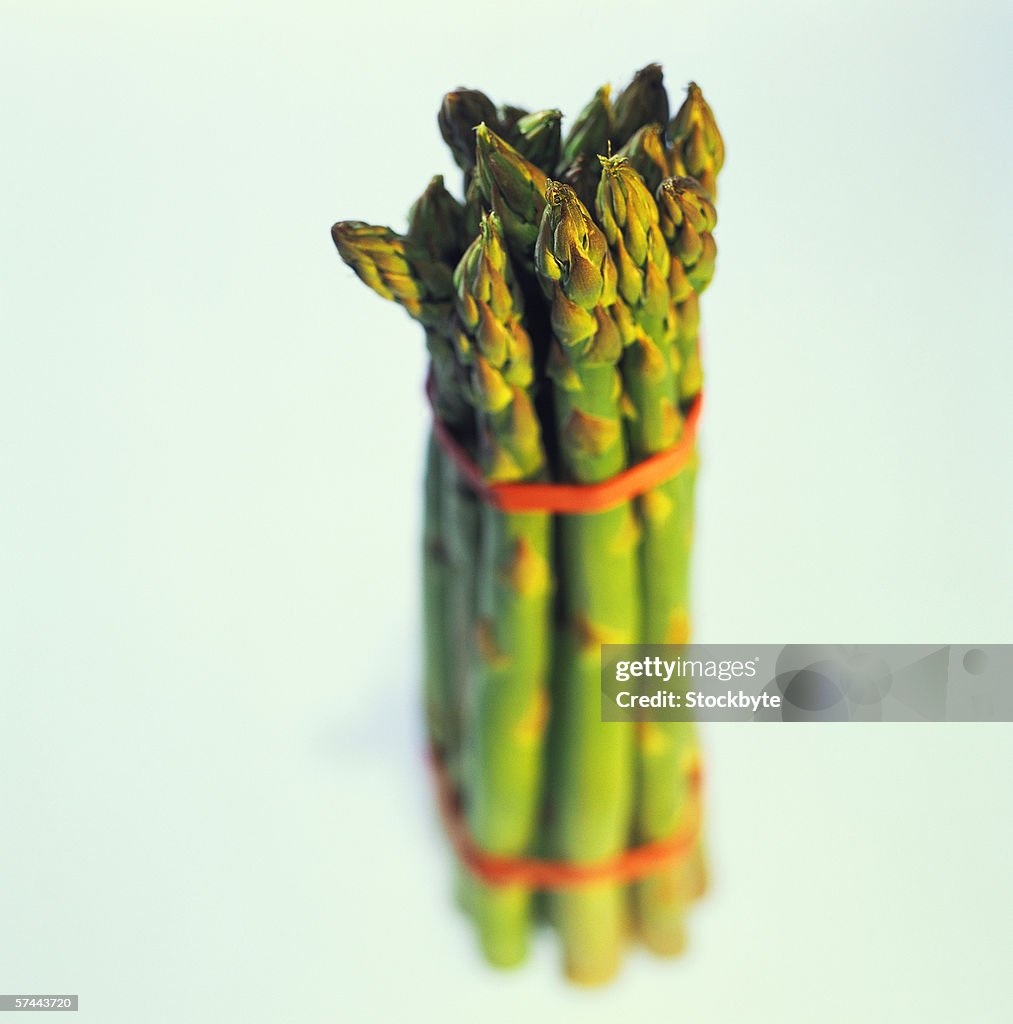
536, 181, 640, 985
454, 213, 554, 967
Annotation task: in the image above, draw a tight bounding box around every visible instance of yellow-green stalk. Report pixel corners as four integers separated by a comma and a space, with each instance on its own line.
512, 109, 563, 172
618, 123, 671, 195
613, 63, 670, 145
454, 214, 554, 968
331, 203, 477, 788
474, 123, 549, 273
405, 181, 480, 802
657, 177, 718, 405
536, 181, 640, 985
497, 103, 529, 140
439, 87, 501, 178
596, 156, 696, 953
667, 82, 724, 202
559, 84, 613, 171
656, 172, 721, 919
559, 152, 601, 214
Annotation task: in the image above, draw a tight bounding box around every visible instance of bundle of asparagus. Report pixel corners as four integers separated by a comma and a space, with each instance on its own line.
332, 64, 723, 985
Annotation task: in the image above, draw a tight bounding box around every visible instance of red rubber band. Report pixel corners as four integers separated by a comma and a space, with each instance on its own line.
428, 382, 703, 515
428, 748, 702, 890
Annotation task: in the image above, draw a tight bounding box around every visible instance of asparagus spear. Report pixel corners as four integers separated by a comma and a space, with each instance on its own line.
559, 152, 601, 213
617, 123, 671, 195
512, 109, 563, 172
405, 179, 471, 766
667, 82, 725, 201
405, 179, 486, 807
439, 88, 501, 177
596, 156, 695, 953
406, 175, 474, 378
613, 63, 670, 145
331, 210, 478, 789
657, 176, 718, 405
437, 88, 494, 238
596, 156, 678, 452
535, 181, 640, 985
655, 171, 721, 918
330, 219, 463, 419
408, 174, 468, 265
474, 123, 549, 273
559, 84, 613, 171
497, 103, 530, 141
421, 432, 453, 753
453, 213, 554, 968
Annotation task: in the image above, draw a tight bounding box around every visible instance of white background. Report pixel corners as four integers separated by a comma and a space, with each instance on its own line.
2, 2, 1011, 1021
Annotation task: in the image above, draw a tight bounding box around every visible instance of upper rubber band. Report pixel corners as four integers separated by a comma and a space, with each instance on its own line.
428, 381, 702, 515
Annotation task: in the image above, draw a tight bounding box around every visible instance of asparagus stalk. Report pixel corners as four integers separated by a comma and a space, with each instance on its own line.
406, 175, 473, 388
512, 109, 563, 172
330, 219, 461, 415
406, 179, 471, 766
535, 182, 640, 985
596, 156, 695, 953
657, 176, 718, 405
497, 103, 530, 141
613, 63, 670, 145
667, 82, 725, 202
439, 88, 501, 178
331, 208, 478, 789
596, 156, 678, 455
559, 84, 613, 171
474, 123, 549, 273
408, 174, 468, 265
453, 213, 554, 967
559, 152, 601, 214
655, 172, 721, 916
617, 123, 670, 195
421, 432, 453, 751
404, 180, 485, 807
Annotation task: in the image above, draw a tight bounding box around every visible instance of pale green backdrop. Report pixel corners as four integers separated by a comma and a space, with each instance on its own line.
1, 1, 1011, 1021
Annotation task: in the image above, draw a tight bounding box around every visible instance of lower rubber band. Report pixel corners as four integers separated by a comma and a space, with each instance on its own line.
428, 747, 702, 890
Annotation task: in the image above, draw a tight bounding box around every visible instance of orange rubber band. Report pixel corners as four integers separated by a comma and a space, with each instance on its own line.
428, 381, 703, 515
428, 747, 702, 890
